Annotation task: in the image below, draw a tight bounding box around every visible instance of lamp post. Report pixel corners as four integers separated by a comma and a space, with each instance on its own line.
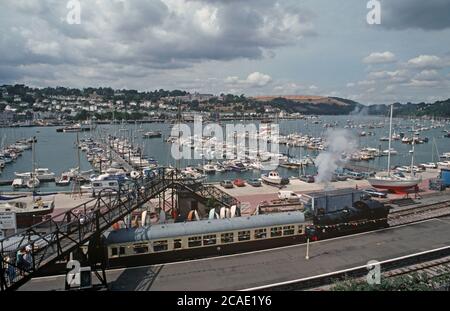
305, 226, 315, 260
305, 237, 310, 260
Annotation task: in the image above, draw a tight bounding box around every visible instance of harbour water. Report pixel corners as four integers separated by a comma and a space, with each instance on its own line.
1, 115, 449, 192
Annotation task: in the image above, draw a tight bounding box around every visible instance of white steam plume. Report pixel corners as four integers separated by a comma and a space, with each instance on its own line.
315, 129, 358, 184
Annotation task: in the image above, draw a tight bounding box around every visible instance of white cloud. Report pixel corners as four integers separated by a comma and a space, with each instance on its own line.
407, 79, 441, 87
363, 51, 396, 64
225, 72, 272, 88
224, 76, 239, 84
414, 69, 440, 81
407, 55, 446, 69
195, 6, 220, 35
384, 85, 396, 93
246, 72, 272, 87
357, 80, 376, 86
272, 82, 305, 94
368, 70, 410, 83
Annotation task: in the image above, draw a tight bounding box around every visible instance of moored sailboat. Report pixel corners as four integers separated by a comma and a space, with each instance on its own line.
368, 105, 421, 194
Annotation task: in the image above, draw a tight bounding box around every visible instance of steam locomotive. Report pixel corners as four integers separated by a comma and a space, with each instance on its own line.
310, 197, 391, 240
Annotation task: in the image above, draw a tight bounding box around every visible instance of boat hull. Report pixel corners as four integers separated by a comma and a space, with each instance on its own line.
367, 178, 421, 193
261, 176, 282, 185
261, 176, 289, 186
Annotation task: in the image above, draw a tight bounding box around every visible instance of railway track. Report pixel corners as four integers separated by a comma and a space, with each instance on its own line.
243, 245, 450, 291
388, 200, 450, 226
384, 256, 450, 280
306, 256, 450, 291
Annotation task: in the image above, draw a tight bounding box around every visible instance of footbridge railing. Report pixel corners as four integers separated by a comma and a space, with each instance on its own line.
0, 168, 173, 291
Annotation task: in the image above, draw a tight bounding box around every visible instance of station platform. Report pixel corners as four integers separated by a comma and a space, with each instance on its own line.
20, 216, 450, 291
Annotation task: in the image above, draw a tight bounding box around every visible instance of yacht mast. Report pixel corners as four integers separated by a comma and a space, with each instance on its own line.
387, 104, 393, 176
410, 138, 415, 176
31, 137, 36, 195
76, 132, 81, 173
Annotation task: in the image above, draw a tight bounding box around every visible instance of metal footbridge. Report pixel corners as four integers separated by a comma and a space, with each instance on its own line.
0, 168, 238, 291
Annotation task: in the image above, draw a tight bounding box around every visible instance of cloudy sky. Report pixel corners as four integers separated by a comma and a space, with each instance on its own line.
1, 0, 450, 105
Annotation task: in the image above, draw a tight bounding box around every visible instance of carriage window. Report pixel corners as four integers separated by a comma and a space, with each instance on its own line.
188, 236, 202, 248
203, 234, 217, 246
238, 231, 251, 241
93, 182, 102, 187
298, 226, 304, 235
153, 240, 168, 252
133, 243, 149, 254
283, 225, 295, 236
173, 239, 182, 249
111, 247, 118, 256
221, 232, 234, 243
254, 228, 267, 239
119, 247, 125, 255
271, 227, 283, 237
109, 182, 116, 187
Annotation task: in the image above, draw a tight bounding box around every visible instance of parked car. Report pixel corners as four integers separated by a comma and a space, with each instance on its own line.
247, 178, 262, 187
363, 188, 388, 198
220, 180, 234, 189
361, 171, 376, 179
345, 171, 364, 180
335, 173, 348, 181
233, 179, 246, 187
299, 175, 315, 183
278, 190, 301, 201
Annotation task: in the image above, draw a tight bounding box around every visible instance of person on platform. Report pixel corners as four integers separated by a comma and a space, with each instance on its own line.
5, 256, 16, 285
16, 248, 26, 275
24, 245, 33, 271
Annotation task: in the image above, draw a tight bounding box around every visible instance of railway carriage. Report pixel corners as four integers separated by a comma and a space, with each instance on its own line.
104, 212, 307, 268
102, 198, 390, 268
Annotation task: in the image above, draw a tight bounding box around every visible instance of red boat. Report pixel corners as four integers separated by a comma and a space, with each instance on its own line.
368, 105, 421, 194
233, 179, 246, 187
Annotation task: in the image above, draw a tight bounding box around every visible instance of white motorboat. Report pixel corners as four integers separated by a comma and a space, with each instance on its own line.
15, 168, 56, 181
402, 137, 413, 144
142, 131, 162, 138
249, 161, 264, 170
440, 152, 450, 159
202, 163, 216, 174
181, 167, 207, 182
421, 162, 438, 169
55, 172, 71, 186
261, 171, 289, 185
392, 133, 401, 140
438, 161, 450, 167
213, 163, 225, 173
382, 148, 398, 156
12, 178, 25, 189
67, 167, 94, 179
9, 143, 31, 151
